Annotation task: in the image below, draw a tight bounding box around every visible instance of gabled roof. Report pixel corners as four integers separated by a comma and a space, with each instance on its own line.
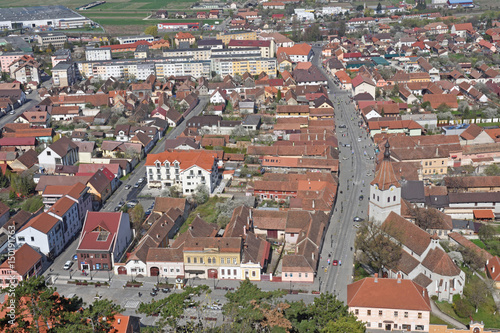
78, 212, 124, 251
421, 247, 461, 277
382, 212, 431, 256
48, 137, 77, 158
145, 150, 217, 171
486, 256, 500, 282
0, 244, 41, 277
347, 277, 431, 311
20, 212, 59, 234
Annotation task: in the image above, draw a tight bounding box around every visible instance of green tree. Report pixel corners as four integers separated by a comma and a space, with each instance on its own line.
130, 203, 144, 228
376, 2, 382, 13
484, 164, 500, 176
276, 89, 282, 101
10, 173, 35, 197
60, 299, 124, 332
21, 195, 43, 213
478, 224, 497, 244
144, 25, 158, 36
0, 276, 83, 332
322, 315, 366, 333
0, 167, 9, 188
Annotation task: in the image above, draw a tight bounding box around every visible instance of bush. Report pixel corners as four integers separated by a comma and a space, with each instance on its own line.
21, 196, 43, 213
453, 296, 473, 318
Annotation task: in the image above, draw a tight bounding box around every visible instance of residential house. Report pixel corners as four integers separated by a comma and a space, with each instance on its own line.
352, 75, 376, 99
486, 256, 500, 289
76, 212, 132, 271
42, 182, 92, 222
38, 137, 79, 173
0, 244, 42, 288
174, 32, 196, 48
8, 55, 41, 85
277, 44, 312, 63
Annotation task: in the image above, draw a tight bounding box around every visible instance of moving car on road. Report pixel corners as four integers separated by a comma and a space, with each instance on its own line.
63, 261, 73, 270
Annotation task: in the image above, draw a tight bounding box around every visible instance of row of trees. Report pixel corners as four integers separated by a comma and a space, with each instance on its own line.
0, 276, 124, 332
136, 279, 365, 332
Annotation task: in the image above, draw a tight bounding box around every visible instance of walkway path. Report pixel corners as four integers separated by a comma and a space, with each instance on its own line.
430, 301, 467, 329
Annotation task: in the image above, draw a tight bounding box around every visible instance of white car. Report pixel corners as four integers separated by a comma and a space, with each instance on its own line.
63, 261, 73, 270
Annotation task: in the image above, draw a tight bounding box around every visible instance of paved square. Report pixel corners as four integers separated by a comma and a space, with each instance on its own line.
125, 300, 140, 308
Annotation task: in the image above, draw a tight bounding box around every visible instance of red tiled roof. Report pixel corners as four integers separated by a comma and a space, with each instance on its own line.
486, 256, 500, 282
78, 212, 124, 251
473, 209, 494, 219
347, 277, 431, 311
145, 150, 217, 171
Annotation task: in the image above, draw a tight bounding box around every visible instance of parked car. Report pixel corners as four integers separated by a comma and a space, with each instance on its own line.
359, 195, 364, 201
114, 206, 121, 212
353, 216, 363, 222
332, 260, 338, 266
63, 261, 73, 270
124, 185, 131, 190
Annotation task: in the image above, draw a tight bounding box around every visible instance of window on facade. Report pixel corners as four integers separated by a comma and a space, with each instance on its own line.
379, 310, 383, 316
367, 310, 371, 316
95, 254, 100, 258
305, 273, 308, 278
31, 237, 34, 242
394, 311, 398, 317
415, 325, 424, 330
285, 273, 288, 277
227, 258, 230, 264
233, 258, 237, 265
377, 196, 379, 201
355, 309, 359, 315
221, 258, 224, 264
18, 237, 25, 242
418, 313, 422, 319
187, 257, 191, 263
404, 312, 408, 318
233, 269, 237, 275
102, 254, 107, 258
367, 322, 371, 327
387, 197, 390, 203
373, 194, 375, 199
252, 271, 256, 277
103, 264, 108, 269
176, 268, 180, 272
200, 257, 204, 264
221, 269, 225, 275
378, 323, 382, 328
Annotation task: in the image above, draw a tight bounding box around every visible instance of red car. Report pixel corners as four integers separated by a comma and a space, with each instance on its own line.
332, 260, 338, 266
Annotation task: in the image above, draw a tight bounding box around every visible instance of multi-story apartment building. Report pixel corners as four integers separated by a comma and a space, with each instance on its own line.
85, 46, 112, 61
36, 33, 67, 49
145, 150, 219, 195
216, 31, 257, 45
52, 62, 76, 87
162, 48, 212, 61
155, 60, 210, 79
211, 54, 277, 77
116, 35, 154, 44
227, 39, 276, 58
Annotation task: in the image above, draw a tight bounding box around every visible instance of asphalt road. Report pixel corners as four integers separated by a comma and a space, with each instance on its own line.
102, 96, 208, 212
0, 90, 41, 128
312, 46, 376, 302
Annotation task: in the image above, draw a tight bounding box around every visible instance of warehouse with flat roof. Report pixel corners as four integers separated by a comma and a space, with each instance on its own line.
0, 5, 93, 30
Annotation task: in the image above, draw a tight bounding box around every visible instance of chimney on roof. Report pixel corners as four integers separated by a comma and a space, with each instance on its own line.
312, 252, 315, 260
374, 273, 378, 282
436, 147, 439, 156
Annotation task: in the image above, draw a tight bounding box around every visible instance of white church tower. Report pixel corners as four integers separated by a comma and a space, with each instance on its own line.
369, 141, 401, 223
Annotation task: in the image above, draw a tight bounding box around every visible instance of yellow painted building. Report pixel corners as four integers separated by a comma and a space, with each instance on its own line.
216, 31, 257, 45
422, 157, 448, 176
430, 322, 493, 333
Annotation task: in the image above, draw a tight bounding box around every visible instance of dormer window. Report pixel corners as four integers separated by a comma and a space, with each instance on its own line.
164, 162, 170, 168
155, 161, 161, 168
174, 162, 179, 168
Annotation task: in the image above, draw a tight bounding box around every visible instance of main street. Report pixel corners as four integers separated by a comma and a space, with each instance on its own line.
0, 89, 41, 128
312, 46, 376, 302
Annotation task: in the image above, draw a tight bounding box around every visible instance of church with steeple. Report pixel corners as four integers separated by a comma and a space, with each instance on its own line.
369, 142, 401, 223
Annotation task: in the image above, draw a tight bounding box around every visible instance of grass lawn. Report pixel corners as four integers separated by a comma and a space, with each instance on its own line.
430, 314, 455, 328
353, 262, 371, 282
477, 122, 500, 127
93, 18, 219, 27
436, 273, 500, 329
471, 239, 486, 249
178, 196, 226, 234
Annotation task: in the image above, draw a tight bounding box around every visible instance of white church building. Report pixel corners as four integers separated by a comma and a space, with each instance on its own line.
369, 142, 465, 302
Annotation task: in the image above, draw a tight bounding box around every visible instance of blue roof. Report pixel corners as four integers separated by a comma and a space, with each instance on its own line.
448, 0, 473, 3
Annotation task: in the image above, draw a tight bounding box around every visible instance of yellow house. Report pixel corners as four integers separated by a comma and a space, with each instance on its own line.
430, 322, 495, 333
216, 31, 257, 45
421, 157, 448, 176
183, 237, 242, 280
276, 105, 310, 118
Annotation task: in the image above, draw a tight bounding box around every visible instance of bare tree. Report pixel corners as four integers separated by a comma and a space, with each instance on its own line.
355, 221, 403, 275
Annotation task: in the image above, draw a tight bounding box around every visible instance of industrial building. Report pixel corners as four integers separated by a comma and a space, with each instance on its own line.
0, 5, 92, 30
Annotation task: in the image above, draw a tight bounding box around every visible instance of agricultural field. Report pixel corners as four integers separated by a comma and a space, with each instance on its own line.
0, 0, 196, 11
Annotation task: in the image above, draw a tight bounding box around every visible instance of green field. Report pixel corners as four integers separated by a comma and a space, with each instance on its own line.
0, 0, 195, 11
91, 17, 218, 26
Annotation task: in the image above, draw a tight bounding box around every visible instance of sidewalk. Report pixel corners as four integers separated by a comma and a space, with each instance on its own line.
430, 301, 467, 329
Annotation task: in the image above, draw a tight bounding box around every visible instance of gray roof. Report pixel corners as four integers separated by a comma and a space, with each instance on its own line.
52, 62, 73, 71
448, 192, 500, 203
401, 180, 425, 203
0, 5, 83, 21
242, 114, 261, 126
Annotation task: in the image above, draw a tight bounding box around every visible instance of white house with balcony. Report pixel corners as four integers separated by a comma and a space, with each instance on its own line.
145, 150, 219, 195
